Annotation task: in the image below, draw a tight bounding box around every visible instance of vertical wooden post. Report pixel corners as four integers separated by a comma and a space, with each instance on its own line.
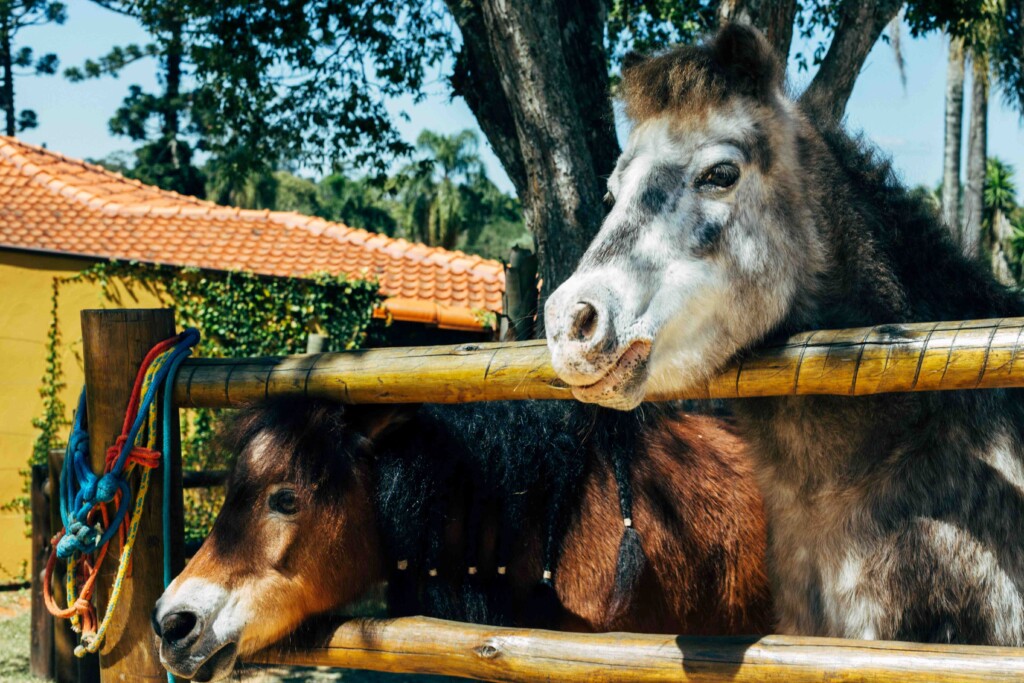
49, 449, 99, 683
81, 309, 181, 683
503, 246, 539, 341
30, 463, 54, 680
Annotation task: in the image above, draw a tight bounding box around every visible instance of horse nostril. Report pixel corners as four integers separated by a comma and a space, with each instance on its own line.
570, 302, 600, 342
160, 611, 200, 648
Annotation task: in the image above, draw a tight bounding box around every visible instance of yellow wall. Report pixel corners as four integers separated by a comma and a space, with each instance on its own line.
0, 250, 163, 580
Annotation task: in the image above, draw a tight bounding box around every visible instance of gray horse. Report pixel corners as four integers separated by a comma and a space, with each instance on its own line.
545, 23, 1024, 645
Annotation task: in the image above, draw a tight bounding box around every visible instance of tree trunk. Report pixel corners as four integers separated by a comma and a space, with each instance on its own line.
449, 1, 527, 197
989, 210, 1017, 285
941, 36, 965, 232
0, 16, 14, 137
449, 0, 618, 333
716, 0, 798, 62
799, 0, 903, 122
164, 17, 183, 140
962, 54, 988, 260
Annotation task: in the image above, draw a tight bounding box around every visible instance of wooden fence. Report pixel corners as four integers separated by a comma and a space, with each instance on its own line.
42, 309, 1024, 683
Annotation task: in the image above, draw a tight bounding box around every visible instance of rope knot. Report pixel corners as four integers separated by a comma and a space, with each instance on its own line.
94, 473, 120, 505
56, 522, 101, 559
79, 478, 97, 504
95, 474, 121, 503
106, 436, 161, 472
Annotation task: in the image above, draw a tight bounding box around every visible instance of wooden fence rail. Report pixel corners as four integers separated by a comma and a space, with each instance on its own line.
173, 317, 1024, 407
251, 616, 1024, 683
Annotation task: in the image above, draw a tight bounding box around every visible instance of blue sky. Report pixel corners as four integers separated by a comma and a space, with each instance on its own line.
17, 1, 1024, 196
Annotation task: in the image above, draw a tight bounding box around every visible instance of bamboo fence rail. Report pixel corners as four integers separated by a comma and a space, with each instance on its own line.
249, 616, 1024, 683
174, 317, 1024, 407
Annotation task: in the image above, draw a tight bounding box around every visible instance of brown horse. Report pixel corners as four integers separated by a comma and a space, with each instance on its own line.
154, 399, 769, 681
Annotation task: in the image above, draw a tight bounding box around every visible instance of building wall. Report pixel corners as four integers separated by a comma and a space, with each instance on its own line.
0, 250, 162, 580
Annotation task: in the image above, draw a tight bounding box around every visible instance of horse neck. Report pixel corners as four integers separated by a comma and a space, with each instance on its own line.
737, 121, 1024, 486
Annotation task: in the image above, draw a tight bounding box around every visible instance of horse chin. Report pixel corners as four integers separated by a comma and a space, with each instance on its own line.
569, 340, 651, 410
162, 640, 238, 682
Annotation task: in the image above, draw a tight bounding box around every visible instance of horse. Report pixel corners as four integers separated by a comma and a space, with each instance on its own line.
153, 399, 770, 681
544, 23, 1024, 646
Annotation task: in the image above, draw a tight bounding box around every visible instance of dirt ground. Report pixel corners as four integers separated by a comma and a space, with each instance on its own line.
0, 590, 454, 683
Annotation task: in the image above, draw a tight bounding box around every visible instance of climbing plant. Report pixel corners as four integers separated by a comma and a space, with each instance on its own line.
26, 261, 381, 542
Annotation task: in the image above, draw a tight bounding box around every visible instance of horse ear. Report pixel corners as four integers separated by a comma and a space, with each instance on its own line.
349, 404, 418, 444
621, 51, 648, 72
710, 22, 783, 101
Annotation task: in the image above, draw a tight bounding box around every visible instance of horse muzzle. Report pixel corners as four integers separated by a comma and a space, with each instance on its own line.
154, 578, 243, 681
545, 279, 652, 409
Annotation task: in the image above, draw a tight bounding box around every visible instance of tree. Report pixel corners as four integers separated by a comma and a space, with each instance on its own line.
414, 129, 482, 249
963, 54, 989, 258
926, 0, 1024, 259
942, 37, 965, 229
983, 157, 1020, 284
0, 0, 66, 136
66, 1, 205, 196
318, 174, 398, 236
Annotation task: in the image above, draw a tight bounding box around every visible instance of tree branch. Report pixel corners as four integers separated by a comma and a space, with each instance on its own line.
447, 0, 528, 198
799, 0, 903, 122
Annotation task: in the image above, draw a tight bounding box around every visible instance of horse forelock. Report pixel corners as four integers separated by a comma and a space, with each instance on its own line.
222, 398, 360, 492
619, 23, 784, 125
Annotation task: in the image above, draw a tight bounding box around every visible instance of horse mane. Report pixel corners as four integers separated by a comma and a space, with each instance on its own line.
219, 398, 667, 627
804, 121, 1024, 327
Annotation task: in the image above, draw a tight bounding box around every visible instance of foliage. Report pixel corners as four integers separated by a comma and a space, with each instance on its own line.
908, 0, 1024, 113
986, 157, 1018, 217
73, 0, 453, 187
29, 261, 381, 542
607, 0, 714, 65
66, 1, 206, 195
0, 0, 67, 134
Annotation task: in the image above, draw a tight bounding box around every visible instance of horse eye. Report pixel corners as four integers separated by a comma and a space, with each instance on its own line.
268, 488, 298, 515
696, 163, 740, 190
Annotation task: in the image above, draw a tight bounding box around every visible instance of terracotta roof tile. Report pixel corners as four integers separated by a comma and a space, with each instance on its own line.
0, 137, 506, 330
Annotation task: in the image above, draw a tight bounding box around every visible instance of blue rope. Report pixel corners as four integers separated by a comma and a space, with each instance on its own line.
160, 335, 195, 683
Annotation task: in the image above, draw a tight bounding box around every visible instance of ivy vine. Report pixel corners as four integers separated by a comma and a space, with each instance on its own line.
25, 261, 382, 542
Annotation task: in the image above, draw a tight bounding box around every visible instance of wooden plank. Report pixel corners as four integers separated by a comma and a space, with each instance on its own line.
30, 464, 53, 680
81, 309, 178, 683
249, 616, 1024, 683
173, 317, 1024, 408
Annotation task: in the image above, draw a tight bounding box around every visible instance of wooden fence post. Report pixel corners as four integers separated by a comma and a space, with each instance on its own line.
81, 309, 182, 683
503, 246, 538, 341
30, 463, 53, 680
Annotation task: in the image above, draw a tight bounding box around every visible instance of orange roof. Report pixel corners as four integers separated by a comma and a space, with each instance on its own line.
0, 137, 505, 331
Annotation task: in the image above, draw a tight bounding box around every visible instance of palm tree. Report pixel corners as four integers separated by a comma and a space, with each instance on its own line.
983, 157, 1020, 284
953, 0, 1024, 260
416, 129, 483, 183
985, 157, 1018, 216
396, 129, 484, 249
